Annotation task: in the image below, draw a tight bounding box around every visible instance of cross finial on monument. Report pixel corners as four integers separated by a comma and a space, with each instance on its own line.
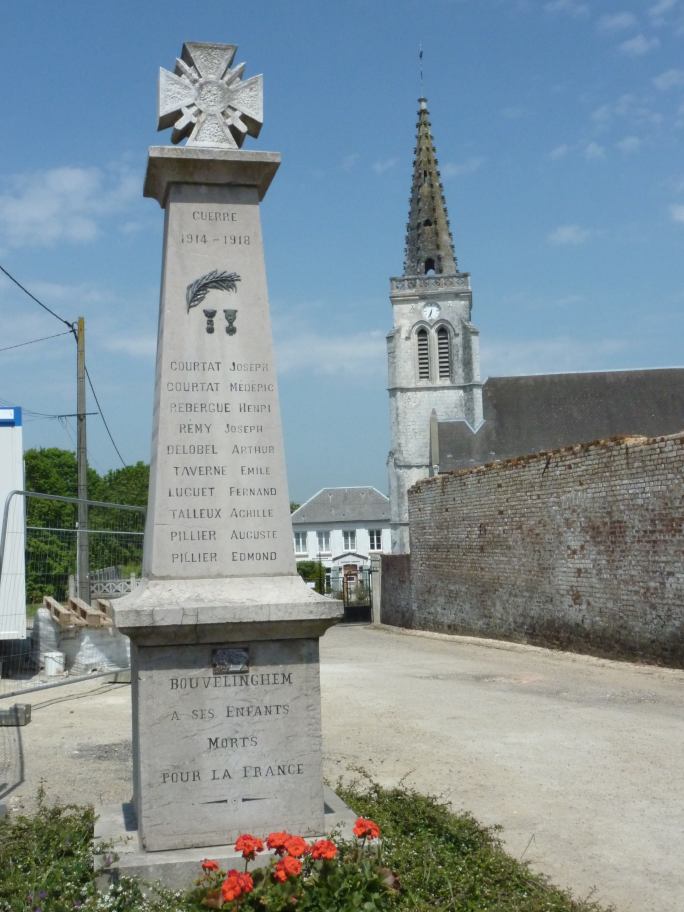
157, 41, 263, 148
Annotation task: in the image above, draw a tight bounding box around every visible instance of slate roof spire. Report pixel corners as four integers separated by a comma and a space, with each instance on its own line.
403, 97, 457, 277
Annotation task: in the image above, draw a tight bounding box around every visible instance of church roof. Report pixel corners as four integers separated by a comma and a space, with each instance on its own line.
291, 487, 390, 524
403, 98, 457, 277
435, 368, 684, 471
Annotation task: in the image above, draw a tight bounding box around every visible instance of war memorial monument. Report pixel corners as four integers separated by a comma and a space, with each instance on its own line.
97, 40, 347, 886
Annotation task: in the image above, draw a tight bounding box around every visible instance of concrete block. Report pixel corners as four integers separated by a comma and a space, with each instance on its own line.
0, 703, 31, 726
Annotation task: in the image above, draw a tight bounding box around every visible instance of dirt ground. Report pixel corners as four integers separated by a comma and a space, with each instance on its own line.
1, 623, 682, 912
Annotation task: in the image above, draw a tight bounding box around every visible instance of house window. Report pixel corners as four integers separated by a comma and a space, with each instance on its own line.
369, 529, 382, 550
417, 328, 430, 379
343, 530, 356, 551
294, 531, 307, 554
317, 530, 330, 553
437, 326, 451, 379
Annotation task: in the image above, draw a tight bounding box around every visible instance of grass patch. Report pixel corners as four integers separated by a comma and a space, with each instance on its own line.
0, 784, 612, 911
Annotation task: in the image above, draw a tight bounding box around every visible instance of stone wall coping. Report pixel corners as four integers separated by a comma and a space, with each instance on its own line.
412, 430, 684, 493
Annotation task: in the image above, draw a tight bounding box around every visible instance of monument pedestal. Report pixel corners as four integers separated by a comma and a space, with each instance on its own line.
116, 579, 341, 852
94, 787, 356, 891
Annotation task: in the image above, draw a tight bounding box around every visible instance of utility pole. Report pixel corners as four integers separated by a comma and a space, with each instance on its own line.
76, 316, 89, 602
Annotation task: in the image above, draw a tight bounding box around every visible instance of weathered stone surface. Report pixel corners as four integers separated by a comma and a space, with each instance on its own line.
110, 43, 342, 868
132, 638, 325, 851
157, 41, 263, 149
395, 432, 684, 667
95, 788, 356, 890
144, 147, 280, 206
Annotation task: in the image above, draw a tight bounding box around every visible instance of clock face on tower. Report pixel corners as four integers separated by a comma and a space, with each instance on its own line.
422, 302, 441, 321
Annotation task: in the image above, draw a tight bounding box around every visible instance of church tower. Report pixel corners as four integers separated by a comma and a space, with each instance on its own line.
387, 98, 483, 553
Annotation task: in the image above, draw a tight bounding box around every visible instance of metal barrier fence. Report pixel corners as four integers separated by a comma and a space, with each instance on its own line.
0, 491, 144, 697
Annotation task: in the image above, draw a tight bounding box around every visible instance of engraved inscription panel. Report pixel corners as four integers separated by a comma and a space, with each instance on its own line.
136, 639, 324, 851
144, 183, 295, 578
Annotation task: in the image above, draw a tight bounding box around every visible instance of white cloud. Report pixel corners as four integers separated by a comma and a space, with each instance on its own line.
583, 142, 606, 160
649, 0, 677, 18
274, 327, 386, 377
670, 204, 684, 223
481, 336, 629, 377
591, 94, 662, 129
442, 157, 484, 177
0, 164, 139, 249
341, 153, 360, 172
549, 143, 571, 160
501, 105, 528, 119
544, 0, 589, 16
616, 135, 641, 154
547, 224, 593, 246
372, 157, 398, 175
653, 68, 684, 90
619, 34, 660, 56
104, 334, 157, 358
597, 12, 638, 31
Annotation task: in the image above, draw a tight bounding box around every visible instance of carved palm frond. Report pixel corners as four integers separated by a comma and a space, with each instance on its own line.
186, 270, 241, 312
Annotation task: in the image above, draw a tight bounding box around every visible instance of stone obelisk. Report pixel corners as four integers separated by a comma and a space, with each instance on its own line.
113, 41, 342, 859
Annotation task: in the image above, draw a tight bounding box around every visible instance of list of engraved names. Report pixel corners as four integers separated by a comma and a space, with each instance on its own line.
164, 357, 282, 568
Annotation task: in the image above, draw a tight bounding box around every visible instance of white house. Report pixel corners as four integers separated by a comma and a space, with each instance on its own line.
290, 487, 390, 593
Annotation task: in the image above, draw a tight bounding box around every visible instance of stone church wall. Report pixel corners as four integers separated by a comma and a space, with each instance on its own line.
396, 432, 684, 667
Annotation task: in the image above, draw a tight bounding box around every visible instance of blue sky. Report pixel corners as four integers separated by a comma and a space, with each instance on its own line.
1, 0, 683, 501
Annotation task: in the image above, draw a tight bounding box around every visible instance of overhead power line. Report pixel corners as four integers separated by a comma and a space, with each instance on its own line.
0, 263, 74, 332
0, 263, 129, 470
0, 329, 72, 354
84, 364, 127, 468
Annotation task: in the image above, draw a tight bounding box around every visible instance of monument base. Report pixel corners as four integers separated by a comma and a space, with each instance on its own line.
95, 788, 357, 892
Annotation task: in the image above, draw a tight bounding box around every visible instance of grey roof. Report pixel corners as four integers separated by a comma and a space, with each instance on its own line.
437, 368, 684, 471
291, 487, 390, 524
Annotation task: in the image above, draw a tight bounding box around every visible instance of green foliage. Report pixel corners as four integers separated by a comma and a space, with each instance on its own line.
296, 560, 326, 594
21, 448, 148, 602
0, 787, 95, 912
290, 502, 300, 513
337, 782, 613, 912
0, 785, 613, 912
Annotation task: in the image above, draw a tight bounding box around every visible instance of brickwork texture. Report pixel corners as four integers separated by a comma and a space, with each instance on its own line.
395, 433, 684, 667
379, 554, 413, 629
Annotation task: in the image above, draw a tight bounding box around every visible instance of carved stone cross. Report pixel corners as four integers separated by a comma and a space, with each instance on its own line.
157, 41, 263, 148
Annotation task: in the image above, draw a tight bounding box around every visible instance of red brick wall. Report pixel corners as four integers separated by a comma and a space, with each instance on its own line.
405, 433, 684, 666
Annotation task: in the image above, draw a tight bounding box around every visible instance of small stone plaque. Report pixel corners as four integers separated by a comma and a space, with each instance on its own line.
212, 646, 249, 675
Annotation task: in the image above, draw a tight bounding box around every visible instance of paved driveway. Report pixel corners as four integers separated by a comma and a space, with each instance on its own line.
2, 624, 682, 912
321, 625, 683, 912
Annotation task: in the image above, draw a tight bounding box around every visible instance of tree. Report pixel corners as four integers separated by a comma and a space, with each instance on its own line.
296, 560, 326, 595
290, 501, 300, 513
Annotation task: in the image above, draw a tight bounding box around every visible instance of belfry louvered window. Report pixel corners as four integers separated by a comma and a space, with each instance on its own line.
417, 328, 430, 379
437, 326, 451, 379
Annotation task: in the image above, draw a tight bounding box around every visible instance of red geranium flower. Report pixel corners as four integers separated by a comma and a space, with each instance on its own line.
221, 870, 245, 902
353, 817, 381, 840
273, 856, 303, 882
236, 871, 254, 894
284, 835, 309, 858
310, 838, 338, 861
235, 833, 264, 860
266, 831, 291, 855
201, 858, 220, 872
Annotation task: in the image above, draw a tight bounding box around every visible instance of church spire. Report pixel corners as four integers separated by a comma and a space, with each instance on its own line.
403, 98, 457, 277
